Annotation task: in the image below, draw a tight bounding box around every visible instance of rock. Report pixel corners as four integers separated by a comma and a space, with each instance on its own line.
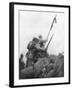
20, 57, 50, 79
20, 66, 34, 79
34, 57, 50, 77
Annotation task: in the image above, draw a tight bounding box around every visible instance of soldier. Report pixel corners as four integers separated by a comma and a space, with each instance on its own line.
27, 35, 47, 51
26, 37, 39, 67
26, 51, 34, 67
19, 54, 25, 70
35, 35, 47, 51
32, 35, 49, 60
19, 54, 25, 78
26, 35, 48, 66
39, 35, 47, 46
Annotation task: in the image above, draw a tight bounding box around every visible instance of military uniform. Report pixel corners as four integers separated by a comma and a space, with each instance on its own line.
26, 36, 48, 67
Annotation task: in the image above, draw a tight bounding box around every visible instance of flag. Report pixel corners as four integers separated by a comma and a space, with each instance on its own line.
50, 15, 57, 31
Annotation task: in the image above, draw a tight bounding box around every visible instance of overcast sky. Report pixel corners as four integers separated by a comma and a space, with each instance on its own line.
19, 10, 64, 62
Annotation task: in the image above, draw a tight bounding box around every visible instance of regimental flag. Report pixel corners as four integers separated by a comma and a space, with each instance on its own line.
50, 15, 57, 31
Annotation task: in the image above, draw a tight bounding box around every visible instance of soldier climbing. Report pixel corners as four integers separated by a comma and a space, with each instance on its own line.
26, 15, 57, 67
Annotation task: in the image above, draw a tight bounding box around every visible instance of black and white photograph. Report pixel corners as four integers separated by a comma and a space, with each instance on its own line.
19, 9, 64, 79
9, 2, 70, 87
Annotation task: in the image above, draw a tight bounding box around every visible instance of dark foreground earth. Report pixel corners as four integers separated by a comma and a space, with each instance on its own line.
19, 53, 64, 79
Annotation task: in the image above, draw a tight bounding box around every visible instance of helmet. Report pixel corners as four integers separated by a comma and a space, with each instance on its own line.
39, 35, 42, 39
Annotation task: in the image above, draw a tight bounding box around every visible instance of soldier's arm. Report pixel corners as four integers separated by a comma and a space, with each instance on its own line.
41, 39, 47, 43
35, 44, 45, 51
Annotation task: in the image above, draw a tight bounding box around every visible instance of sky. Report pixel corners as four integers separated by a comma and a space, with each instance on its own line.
19, 10, 64, 62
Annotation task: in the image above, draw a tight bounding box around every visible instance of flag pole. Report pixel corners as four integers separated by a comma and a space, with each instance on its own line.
45, 15, 57, 51
45, 34, 54, 51
46, 15, 57, 41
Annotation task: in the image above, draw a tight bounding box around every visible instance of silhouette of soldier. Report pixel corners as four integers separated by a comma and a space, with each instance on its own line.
19, 54, 25, 72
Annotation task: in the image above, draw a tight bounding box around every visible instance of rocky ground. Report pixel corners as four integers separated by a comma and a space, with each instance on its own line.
19, 53, 64, 79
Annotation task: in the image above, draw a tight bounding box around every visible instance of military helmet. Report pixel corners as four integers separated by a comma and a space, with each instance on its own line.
38, 35, 42, 39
